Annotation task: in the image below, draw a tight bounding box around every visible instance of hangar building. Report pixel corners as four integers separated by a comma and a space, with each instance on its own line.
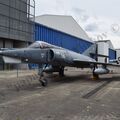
34, 15, 94, 54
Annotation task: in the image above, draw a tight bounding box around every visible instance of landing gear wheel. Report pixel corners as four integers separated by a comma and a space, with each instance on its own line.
40, 79, 48, 86
92, 73, 99, 80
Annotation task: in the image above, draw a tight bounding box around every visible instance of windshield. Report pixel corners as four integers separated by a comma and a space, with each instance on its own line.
28, 41, 56, 49
28, 42, 40, 48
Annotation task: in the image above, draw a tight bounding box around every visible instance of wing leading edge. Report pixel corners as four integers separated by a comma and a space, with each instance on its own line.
73, 59, 120, 68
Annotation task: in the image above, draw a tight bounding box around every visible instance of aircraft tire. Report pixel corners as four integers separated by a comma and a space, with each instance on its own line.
118, 57, 120, 61
93, 73, 99, 80
40, 79, 48, 86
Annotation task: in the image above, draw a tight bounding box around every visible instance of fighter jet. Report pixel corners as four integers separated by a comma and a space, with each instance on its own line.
0, 41, 120, 86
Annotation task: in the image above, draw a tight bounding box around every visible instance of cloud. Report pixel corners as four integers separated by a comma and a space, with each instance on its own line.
72, 8, 85, 15
85, 23, 99, 32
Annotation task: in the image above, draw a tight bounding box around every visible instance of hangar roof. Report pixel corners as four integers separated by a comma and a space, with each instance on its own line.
35, 15, 94, 43
97, 40, 114, 49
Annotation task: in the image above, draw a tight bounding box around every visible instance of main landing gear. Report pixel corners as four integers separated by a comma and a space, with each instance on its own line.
92, 73, 99, 80
59, 66, 64, 77
92, 65, 99, 80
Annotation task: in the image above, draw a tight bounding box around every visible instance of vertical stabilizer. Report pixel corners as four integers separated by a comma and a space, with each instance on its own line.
83, 44, 97, 59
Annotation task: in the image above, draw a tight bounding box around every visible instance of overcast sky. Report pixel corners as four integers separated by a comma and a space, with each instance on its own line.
35, 0, 120, 48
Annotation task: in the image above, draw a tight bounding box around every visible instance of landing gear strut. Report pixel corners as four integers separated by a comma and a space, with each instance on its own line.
38, 64, 48, 87
59, 66, 64, 77
92, 65, 99, 80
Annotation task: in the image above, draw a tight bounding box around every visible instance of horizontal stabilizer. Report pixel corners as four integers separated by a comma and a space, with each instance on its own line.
3, 56, 21, 64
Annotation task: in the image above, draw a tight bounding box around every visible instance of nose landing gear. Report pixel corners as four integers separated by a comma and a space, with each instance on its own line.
38, 64, 48, 87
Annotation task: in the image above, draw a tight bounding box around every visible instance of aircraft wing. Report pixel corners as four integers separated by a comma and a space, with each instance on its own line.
73, 59, 120, 68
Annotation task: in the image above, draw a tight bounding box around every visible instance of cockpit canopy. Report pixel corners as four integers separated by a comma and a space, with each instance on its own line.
28, 41, 57, 49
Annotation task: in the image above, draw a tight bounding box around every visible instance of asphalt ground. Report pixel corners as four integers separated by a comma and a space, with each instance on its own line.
0, 68, 120, 120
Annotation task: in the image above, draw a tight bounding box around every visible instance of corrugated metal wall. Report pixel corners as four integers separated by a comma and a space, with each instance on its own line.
109, 49, 116, 60
35, 23, 93, 54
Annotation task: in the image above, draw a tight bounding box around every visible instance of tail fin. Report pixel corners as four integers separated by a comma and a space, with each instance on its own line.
83, 43, 97, 58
